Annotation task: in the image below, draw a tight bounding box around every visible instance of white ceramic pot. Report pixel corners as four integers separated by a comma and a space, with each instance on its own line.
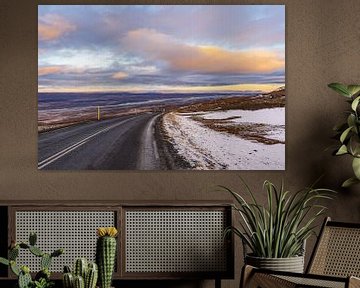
245, 254, 305, 273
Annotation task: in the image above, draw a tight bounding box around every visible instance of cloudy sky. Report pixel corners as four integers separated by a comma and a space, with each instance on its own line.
38, 5, 285, 93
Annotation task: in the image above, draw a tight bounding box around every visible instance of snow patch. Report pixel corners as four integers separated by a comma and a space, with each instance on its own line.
163, 109, 285, 170
200, 108, 285, 126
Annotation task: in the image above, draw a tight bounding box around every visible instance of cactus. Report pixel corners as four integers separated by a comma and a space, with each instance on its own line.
63, 260, 98, 288
64, 265, 72, 273
63, 272, 74, 288
29, 246, 44, 257
41, 253, 52, 270
0, 233, 63, 288
85, 263, 98, 288
19, 243, 30, 249
18, 270, 32, 288
51, 248, 64, 258
10, 260, 20, 276
9, 246, 19, 260
74, 258, 88, 279
74, 275, 85, 288
96, 227, 118, 288
29, 232, 37, 246
35, 268, 51, 282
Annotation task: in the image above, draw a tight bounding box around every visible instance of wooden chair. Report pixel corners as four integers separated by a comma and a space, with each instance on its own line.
241, 217, 360, 288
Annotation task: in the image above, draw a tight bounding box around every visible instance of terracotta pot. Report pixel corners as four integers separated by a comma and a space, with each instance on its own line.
245, 254, 304, 273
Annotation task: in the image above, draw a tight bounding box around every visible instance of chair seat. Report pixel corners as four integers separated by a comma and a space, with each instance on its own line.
277, 274, 346, 288
241, 218, 360, 288
243, 266, 360, 288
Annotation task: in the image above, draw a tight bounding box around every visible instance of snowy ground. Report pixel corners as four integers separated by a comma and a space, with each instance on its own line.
162, 108, 285, 170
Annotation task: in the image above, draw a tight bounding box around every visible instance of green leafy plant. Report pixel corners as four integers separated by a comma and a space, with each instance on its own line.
222, 179, 334, 258
328, 83, 360, 187
0, 232, 63, 288
32, 278, 54, 288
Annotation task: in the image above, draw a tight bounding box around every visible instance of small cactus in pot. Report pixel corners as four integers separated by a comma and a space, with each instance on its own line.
62, 259, 98, 288
96, 227, 118, 288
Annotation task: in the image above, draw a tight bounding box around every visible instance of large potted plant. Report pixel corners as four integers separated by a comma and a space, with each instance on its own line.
328, 83, 360, 187
222, 179, 334, 273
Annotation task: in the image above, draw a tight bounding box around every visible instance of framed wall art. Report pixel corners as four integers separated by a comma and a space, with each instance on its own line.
38, 5, 285, 170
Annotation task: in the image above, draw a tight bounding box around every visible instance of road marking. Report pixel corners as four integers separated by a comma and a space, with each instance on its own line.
38, 118, 134, 169
138, 113, 161, 169
152, 140, 159, 160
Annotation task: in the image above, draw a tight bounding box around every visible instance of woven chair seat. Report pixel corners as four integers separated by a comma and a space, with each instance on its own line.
277, 275, 347, 288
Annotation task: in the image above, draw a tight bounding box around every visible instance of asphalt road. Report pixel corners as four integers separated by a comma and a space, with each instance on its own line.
38, 112, 162, 170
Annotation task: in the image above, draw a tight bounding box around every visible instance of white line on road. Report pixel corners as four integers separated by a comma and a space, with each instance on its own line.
138, 113, 161, 169
152, 140, 159, 160
38, 118, 134, 169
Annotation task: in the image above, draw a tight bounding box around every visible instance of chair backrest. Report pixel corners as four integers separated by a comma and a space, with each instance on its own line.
307, 217, 360, 277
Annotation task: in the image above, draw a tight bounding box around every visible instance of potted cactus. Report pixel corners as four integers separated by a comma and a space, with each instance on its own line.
96, 227, 118, 288
0, 232, 63, 288
62, 258, 98, 288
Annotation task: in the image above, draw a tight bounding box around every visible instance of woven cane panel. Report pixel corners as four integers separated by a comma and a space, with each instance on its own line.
310, 226, 360, 277
277, 275, 345, 288
15, 211, 115, 272
125, 210, 227, 273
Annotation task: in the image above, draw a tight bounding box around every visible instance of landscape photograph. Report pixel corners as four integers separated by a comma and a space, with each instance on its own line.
38, 5, 285, 170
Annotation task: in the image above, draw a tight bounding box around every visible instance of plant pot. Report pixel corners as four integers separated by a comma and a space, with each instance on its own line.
245, 254, 304, 273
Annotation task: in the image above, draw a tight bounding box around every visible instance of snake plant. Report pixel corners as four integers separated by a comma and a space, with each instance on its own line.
328, 83, 360, 187
222, 179, 334, 258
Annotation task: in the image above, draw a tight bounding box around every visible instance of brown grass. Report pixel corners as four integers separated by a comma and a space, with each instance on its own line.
175, 87, 285, 144
192, 117, 285, 145
177, 88, 285, 113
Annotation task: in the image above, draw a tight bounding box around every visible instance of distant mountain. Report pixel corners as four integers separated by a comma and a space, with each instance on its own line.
263, 86, 285, 98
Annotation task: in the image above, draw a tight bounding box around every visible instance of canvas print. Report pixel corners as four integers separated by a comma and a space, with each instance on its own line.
38, 5, 285, 170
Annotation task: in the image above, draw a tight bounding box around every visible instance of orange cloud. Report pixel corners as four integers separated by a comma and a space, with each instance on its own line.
38, 14, 76, 41
122, 29, 284, 74
38, 66, 64, 76
112, 71, 129, 79
38, 65, 88, 76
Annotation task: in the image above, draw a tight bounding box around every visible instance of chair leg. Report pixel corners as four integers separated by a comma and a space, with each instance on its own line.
215, 278, 221, 288
240, 265, 255, 288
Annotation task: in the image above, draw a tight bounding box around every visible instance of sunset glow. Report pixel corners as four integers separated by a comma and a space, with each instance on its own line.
38, 5, 285, 93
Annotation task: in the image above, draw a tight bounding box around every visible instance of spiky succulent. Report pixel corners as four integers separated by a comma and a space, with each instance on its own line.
62, 260, 98, 288
222, 178, 335, 258
96, 227, 118, 288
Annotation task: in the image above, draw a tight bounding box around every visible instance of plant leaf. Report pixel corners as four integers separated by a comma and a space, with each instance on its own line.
328, 83, 351, 97
222, 179, 335, 258
349, 135, 360, 157
347, 85, 360, 97
348, 114, 356, 128
352, 157, 360, 179
352, 96, 360, 111
340, 126, 353, 143
336, 144, 348, 155
342, 177, 360, 188
333, 122, 348, 132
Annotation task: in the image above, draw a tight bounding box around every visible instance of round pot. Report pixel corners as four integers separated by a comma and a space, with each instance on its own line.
245, 254, 304, 273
